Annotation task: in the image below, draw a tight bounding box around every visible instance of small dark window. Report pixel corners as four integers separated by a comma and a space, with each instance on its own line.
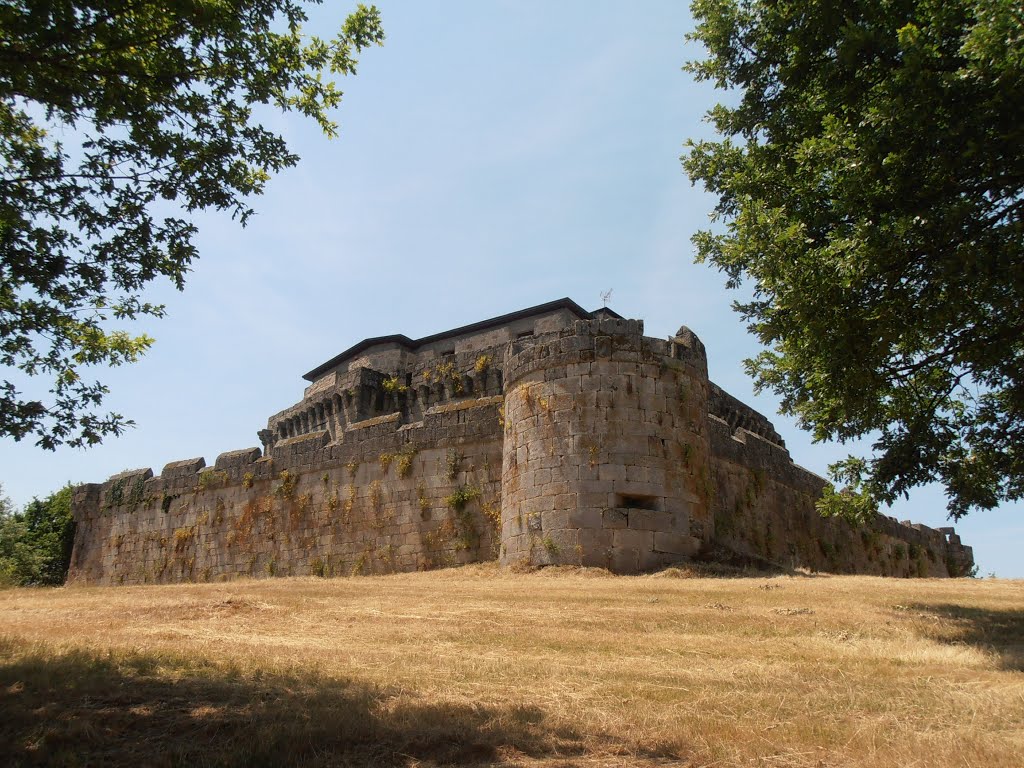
617, 494, 659, 511
517, 330, 534, 339
441, 349, 455, 357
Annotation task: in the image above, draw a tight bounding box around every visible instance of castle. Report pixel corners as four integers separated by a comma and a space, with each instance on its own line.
68, 299, 973, 584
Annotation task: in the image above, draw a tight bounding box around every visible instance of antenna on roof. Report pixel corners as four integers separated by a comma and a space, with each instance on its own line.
600, 289, 613, 307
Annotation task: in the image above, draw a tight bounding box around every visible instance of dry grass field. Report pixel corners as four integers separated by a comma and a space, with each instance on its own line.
0, 564, 1022, 767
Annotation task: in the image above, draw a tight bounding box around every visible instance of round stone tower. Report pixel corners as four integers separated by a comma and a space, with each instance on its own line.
499, 316, 711, 573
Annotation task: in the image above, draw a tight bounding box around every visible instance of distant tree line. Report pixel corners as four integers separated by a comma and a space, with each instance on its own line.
0, 484, 75, 586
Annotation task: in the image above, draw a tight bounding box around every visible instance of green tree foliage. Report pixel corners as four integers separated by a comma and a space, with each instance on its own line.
0, 1, 383, 449
684, 0, 1024, 520
0, 484, 75, 586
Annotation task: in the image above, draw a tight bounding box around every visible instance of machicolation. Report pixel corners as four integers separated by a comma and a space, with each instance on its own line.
68, 298, 974, 584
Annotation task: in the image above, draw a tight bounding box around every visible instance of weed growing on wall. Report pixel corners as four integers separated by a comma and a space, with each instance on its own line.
395, 446, 416, 478
196, 470, 229, 492
351, 550, 368, 576
416, 482, 431, 518
274, 471, 297, 500
105, 473, 146, 509
381, 375, 408, 395
379, 445, 416, 478
173, 526, 195, 552
444, 486, 480, 513
444, 486, 482, 551
433, 361, 464, 393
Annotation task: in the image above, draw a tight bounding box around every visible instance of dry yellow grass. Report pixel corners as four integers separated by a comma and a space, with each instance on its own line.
1, 565, 1022, 767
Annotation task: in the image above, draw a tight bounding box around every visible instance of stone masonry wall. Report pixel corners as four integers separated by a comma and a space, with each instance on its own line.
68, 397, 504, 585
709, 416, 975, 576
68, 303, 973, 584
499, 318, 709, 571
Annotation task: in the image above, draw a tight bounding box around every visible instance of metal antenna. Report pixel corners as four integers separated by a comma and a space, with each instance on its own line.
600, 289, 613, 307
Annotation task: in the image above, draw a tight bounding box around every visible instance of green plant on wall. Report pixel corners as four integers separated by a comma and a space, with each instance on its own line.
351, 550, 369, 576
445, 485, 480, 513
542, 536, 561, 557
274, 470, 297, 500
416, 481, 431, 517
173, 526, 195, 553
381, 375, 408, 395
196, 469, 229, 492
445, 485, 481, 550
433, 361, 464, 393
380, 445, 416, 478
396, 445, 416, 478
106, 473, 146, 509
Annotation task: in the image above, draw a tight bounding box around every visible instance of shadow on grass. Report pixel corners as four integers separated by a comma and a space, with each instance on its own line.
649, 547, 820, 580
0, 636, 674, 767
909, 603, 1024, 671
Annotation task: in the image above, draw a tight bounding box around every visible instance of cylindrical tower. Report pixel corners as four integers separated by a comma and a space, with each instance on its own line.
499, 317, 711, 573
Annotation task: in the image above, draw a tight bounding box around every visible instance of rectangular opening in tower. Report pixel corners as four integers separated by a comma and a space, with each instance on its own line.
616, 493, 659, 511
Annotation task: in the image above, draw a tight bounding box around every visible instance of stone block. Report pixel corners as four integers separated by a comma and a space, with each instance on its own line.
541, 508, 571, 531
214, 447, 262, 471
568, 506, 602, 529
609, 545, 639, 573
627, 509, 676, 532
602, 508, 628, 529
613, 528, 653, 551
653, 532, 702, 556
639, 547, 672, 572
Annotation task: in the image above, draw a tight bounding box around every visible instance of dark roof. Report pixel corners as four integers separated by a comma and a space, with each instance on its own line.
303, 298, 622, 381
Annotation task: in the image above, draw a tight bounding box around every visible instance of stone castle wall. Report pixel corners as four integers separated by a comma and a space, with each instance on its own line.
499, 319, 709, 571
68, 303, 973, 585
69, 396, 505, 585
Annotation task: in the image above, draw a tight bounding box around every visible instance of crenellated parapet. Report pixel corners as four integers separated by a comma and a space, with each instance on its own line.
708, 383, 785, 447
263, 347, 507, 454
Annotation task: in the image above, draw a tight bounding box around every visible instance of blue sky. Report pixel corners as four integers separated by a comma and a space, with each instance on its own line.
1, 1, 1019, 577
